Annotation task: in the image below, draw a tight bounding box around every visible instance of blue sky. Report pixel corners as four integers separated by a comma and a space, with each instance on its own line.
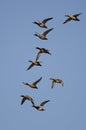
0, 0, 86, 130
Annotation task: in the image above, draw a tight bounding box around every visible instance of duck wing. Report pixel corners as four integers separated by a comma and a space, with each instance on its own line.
63, 17, 71, 24
42, 17, 53, 23
51, 80, 56, 88
40, 100, 50, 106
43, 28, 53, 36
33, 77, 42, 85
36, 51, 41, 61
26, 63, 34, 70
20, 95, 33, 105
73, 13, 82, 17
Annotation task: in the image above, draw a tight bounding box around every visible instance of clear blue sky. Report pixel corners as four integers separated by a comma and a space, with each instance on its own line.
0, 0, 86, 130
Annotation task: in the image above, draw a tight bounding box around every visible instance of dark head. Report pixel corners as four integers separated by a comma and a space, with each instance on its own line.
22, 82, 29, 86
34, 33, 38, 37
36, 47, 41, 50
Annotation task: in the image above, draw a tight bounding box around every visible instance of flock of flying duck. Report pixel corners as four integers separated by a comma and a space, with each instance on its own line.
20, 13, 82, 111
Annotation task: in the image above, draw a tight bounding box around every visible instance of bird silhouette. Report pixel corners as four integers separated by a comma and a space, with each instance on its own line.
20, 95, 34, 105
63, 13, 82, 24
32, 100, 50, 111
33, 17, 53, 28
34, 28, 53, 40
50, 78, 64, 88
26, 60, 42, 70
35, 47, 51, 61
22, 77, 42, 89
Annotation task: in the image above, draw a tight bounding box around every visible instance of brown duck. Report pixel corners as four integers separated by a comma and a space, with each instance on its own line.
20, 95, 34, 105
22, 77, 42, 89
50, 78, 64, 88
26, 60, 42, 70
63, 13, 82, 24
32, 100, 50, 111
33, 17, 53, 28
34, 28, 53, 40
35, 47, 52, 61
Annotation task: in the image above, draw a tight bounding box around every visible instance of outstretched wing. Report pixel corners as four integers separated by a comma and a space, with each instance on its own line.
40, 100, 50, 106
63, 17, 71, 24
73, 13, 82, 17
51, 80, 56, 88
36, 51, 41, 61
26, 63, 34, 70
33, 77, 42, 85
20, 95, 33, 105
21, 97, 26, 105
30, 98, 35, 106
43, 28, 53, 36
42, 17, 53, 23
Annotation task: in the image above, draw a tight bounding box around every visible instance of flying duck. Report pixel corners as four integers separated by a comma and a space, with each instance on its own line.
26, 60, 42, 70
32, 100, 50, 111
34, 28, 53, 40
33, 17, 53, 28
20, 95, 34, 105
50, 78, 64, 88
63, 13, 82, 24
22, 77, 42, 89
35, 47, 52, 61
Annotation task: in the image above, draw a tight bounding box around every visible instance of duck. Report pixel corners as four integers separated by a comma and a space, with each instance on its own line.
20, 95, 34, 105
34, 28, 53, 40
32, 100, 50, 111
26, 60, 42, 70
63, 13, 82, 24
33, 17, 53, 28
22, 77, 42, 89
50, 78, 64, 88
35, 47, 52, 61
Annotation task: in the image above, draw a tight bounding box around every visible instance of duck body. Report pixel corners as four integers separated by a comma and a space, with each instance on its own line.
36, 47, 51, 61
50, 78, 64, 88
63, 13, 82, 24
22, 77, 42, 89
32, 100, 50, 111
34, 28, 53, 40
26, 60, 42, 70
33, 17, 53, 28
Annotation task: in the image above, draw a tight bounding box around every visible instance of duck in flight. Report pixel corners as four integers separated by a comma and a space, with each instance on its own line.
20, 95, 34, 105
32, 100, 50, 111
33, 17, 53, 28
34, 28, 53, 40
26, 60, 42, 70
50, 78, 64, 88
35, 47, 52, 61
63, 13, 82, 24
20, 95, 50, 111
22, 77, 42, 89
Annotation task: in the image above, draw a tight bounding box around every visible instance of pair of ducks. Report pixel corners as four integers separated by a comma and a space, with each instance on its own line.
21, 77, 64, 111
33, 17, 53, 40
33, 13, 82, 40
21, 95, 50, 111
26, 47, 51, 70
22, 77, 64, 89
